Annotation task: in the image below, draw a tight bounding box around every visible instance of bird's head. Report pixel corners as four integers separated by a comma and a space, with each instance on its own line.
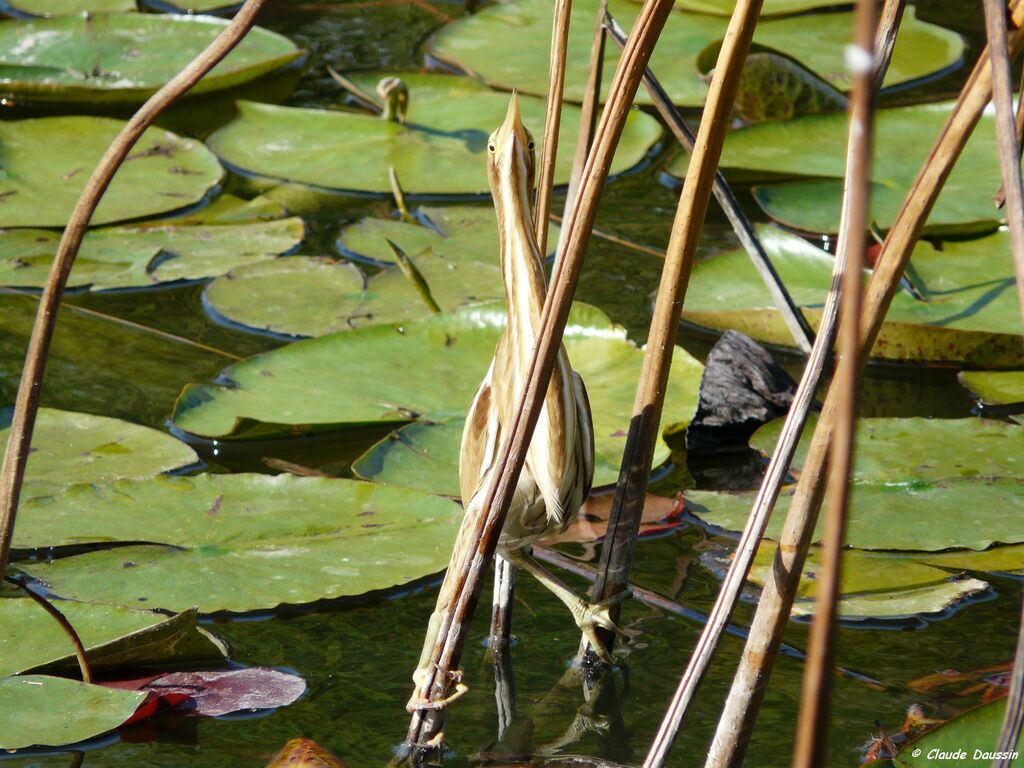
486, 92, 536, 201
376, 76, 409, 124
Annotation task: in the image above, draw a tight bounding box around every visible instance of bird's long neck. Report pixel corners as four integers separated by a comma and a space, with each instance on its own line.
493, 164, 548, 341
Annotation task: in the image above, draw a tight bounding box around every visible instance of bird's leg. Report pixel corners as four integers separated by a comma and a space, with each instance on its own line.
504, 549, 630, 663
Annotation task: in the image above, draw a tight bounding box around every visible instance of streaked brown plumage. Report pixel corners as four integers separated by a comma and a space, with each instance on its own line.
408, 94, 622, 714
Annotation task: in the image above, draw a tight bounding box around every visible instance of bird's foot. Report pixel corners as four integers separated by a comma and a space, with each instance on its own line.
406, 667, 469, 713
571, 590, 631, 663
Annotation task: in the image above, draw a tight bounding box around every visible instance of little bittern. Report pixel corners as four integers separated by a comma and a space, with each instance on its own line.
408, 94, 625, 713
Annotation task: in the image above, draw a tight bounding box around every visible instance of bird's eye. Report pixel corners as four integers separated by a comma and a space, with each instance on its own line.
488, 143, 495, 152
528, 141, 535, 150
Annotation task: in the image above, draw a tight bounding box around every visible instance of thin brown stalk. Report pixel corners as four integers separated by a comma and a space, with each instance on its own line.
604, 11, 814, 355
583, 0, 765, 673
535, 0, 573, 255
871, 0, 906, 94
993, 63, 1024, 209
983, 2, 1024, 760
6, 576, 92, 683
405, 0, 677, 751
985, 0, 1024, 324
790, 0, 876, 765
641, 6, 907, 760
0, 288, 242, 361
0, 0, 270, 575
551, 212, 665, 256
558, 0, 607, 256
706, 7, 1024, 766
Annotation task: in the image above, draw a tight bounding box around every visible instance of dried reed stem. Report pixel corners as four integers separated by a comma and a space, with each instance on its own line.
983, 2, 1024, 759
558, 0, 607, 257
985, 0, 1024, 324
535, 0, 573, 255
872, 0, 906, 94
705, 7, 1024, 766
0, 0, 269, 575
790, 1, 876, 764
583, 0, 765, 676
405, 0, 677, 751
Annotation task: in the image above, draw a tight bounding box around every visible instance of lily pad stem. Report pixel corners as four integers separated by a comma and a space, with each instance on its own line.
385, 240, 442, 314
0, 0, 270, 576
5, 575, 92, 684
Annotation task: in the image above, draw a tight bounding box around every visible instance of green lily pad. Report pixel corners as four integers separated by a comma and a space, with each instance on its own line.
429, 0, 961, 107
0, 117, 223, 228
338, 205, 529, 267
353, 332, 701, 494
752, 415, 1024, 483
895, 700, 1024, 767
1, 408, 198, 502
0, 603, 226, 677
173, 304, 704, 451
740, 546, 990, 620
680, 226, 1024, 367
0, 216, 304, 291
686, 417, 1024, 551
205, 73, 661, 195
959, 371, 1024, 424
205, 251, 503, 338
668, 102, 1007, 234
0, 14, 302, 105
0, 675, 145, 750
6, 0, 135, 16
672, 0, 833, 14
16, 473, 463, 612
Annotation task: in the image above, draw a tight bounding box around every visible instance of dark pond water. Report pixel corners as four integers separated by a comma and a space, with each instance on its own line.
1, 1, 1019, 766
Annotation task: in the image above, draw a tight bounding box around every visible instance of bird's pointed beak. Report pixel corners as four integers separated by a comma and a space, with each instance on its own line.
494, 91, 529, 160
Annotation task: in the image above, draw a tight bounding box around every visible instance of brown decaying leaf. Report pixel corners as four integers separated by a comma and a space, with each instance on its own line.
540, 492, 684, 546
265, 738, 350, 767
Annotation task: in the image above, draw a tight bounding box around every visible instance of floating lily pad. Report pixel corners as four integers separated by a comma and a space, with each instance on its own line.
717, 545, 990, 620
680, 226, 1024, 367
0, 675, 145, 750
895, 700, 1024, 767
208, 252, 504, 338
6, 0, 134, 16
0, 117, 223, 228
0, 408, 198, 502
686, 417, 1024, 551
337, 205, 524, 267
959, 371, 1024, 424
206, 73, 661, 195
0, 603, 226, 677
174, 304, 704, 463
16, 473, 463, 612
669, 102, 1005, 234
0, 216, 304, 291
0, 14, 302, 105
430, 0, 961, 106
672, 0, 834, 14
